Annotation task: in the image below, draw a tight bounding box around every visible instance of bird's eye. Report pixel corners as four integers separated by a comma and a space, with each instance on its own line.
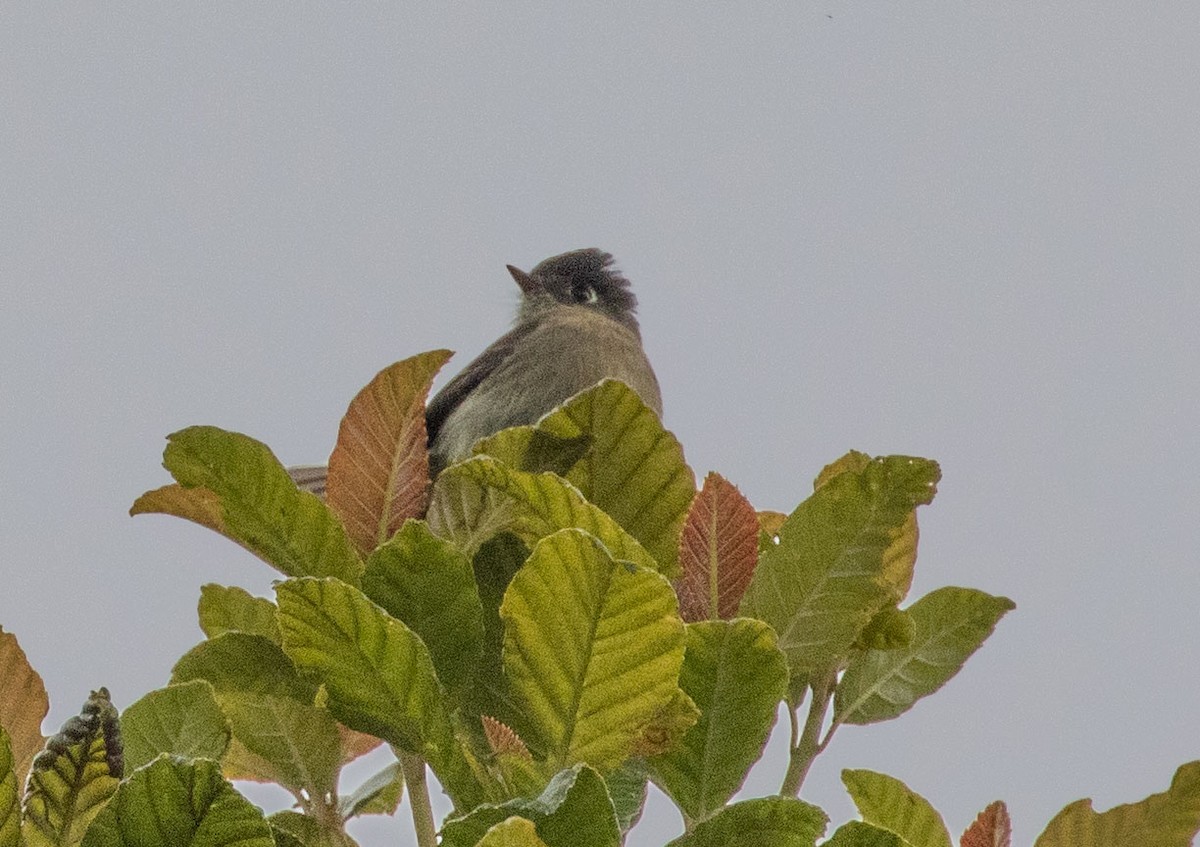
573, 285, 599, 304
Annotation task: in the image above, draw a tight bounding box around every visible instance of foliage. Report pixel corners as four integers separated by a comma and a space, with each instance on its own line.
1, 352, 1197, 846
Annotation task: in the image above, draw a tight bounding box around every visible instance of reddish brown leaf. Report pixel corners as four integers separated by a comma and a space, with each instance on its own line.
676, 472, 759, 622
961, 800, 1012, 847
327, 350, 453, 556
0, 628, 49, 783
338, 723, 384, 764
481, 715, 531, 761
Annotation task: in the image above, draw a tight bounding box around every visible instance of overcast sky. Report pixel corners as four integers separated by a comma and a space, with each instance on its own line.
3, 4, 1198, 845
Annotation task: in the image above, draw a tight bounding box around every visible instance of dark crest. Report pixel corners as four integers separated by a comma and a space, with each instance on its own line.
519, 248, 640, 333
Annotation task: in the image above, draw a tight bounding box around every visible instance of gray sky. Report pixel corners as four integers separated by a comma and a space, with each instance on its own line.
3, 4, 1198, 845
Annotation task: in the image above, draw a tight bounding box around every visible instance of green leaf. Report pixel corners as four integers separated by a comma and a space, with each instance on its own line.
0, 628, 49, 783
463, 534, 534, 729
842, 769, 952, 847
137, 426, 362, 582
854, 606, 915, 652
651, 619, 788, 822
676, 472, 760, 622
426, 457, 659, 573
835, 588, 1015, 725
80, 756, 274, 847
501, 529, 686, 771
476, 381, 695, 577
24, 689, 122, 847
822, 821, 905, 847
605, 758, 649, 834
362, 520, 484, 693
739, 456, 941, 681
1, 728, 18, 847
440, 764, 620, 847
197, 584, 281, 643
475, 816, 551, 846
1034, 761, 1200, 847
267, 811, 338, 847
218, 694, 342, 799
274, 577, 479, 807
338, 761, 405, 818
171, 632, 315, 701
326, 350, 452, 556
120, 680, 231, 771
665, 796, 828, 847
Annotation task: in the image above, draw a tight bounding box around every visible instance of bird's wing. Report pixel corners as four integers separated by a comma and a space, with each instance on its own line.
424, 320, 536, 443
287, 464, 328, 497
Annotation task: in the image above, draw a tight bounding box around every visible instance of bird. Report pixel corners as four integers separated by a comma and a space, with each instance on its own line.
288, 248, 661, 493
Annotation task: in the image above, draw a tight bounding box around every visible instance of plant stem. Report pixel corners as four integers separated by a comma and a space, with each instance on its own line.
780, 670, 836, 796
399, 750, 437, 847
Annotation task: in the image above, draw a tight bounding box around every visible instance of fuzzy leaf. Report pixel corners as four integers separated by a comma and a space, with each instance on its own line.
606, 758, 649, 834
129, 483, 225, 535
0, 629, 48, 783
823, 821, 904, 846
477, 380, 695, 577
120, 680, 230, 771
267, 811, 339, 847
475, 816, 552, 847
137, 426, 362, 582
326, 351, 452, 556
171, 632, 315, 701
961, 801, 1011, 847
339, 761, 405, 818
501, 529, 686, 771
23, 689, 122, 847
854, 606, 916, 652
197, 584, 281, 643
739, 456, 940, 681
651, 619, 787, 822
361, 520, 484, 693
835, 588, 1015, 725
80, 756, 273, 847
676, 472, 759, 622
812, 452, 918, 600
274, 577, 479, 807
665, 797, 828, 847
218, 694, 343, 798
440, 765, 620, 847
1034, 761, 1200, 847
0, 728, 18, 847
842, 769, 952, 847
427, 457, 659, 572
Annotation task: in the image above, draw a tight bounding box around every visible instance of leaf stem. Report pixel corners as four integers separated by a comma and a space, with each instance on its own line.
399, 750, 438, 847
780, 669, 836, 796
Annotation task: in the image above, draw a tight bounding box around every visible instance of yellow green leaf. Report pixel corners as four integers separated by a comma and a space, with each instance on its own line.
476, 380, 695, 576
501, 529, 685, 771
842, 769, 952, 847
23, 689, 122, 847
138, 426, 362, 582
1034, 761, 1200, 847
427, 457, 658, 572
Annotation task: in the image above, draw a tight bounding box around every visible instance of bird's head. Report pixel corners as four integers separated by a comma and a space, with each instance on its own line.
508, 248, 641, 335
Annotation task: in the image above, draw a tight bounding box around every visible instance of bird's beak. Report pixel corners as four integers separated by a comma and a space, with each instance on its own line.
506, 265, 540, 295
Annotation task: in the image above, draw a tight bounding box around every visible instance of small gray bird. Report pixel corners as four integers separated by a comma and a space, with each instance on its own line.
289, 248, 660, 492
